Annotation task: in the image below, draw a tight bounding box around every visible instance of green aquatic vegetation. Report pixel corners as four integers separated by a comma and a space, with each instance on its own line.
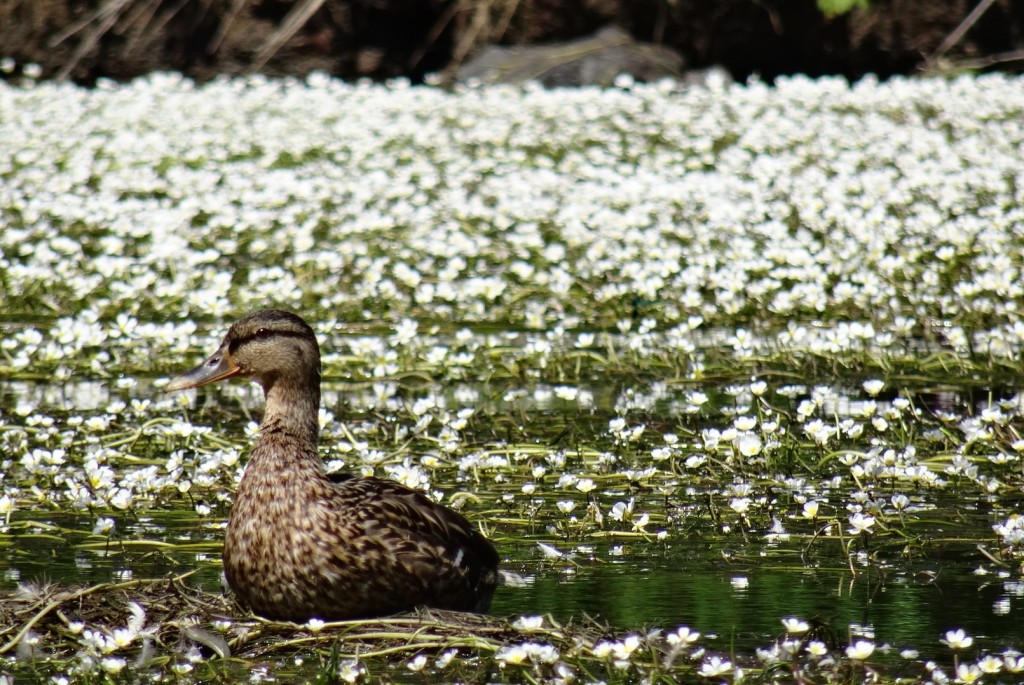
4, 71, 1024, 681
4, 372, 1024, 682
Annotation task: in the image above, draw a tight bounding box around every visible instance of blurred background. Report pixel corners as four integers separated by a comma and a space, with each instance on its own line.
1, 0, 1022, 85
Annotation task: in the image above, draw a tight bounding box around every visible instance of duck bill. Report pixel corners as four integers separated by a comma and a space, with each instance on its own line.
165, 347, 244, 392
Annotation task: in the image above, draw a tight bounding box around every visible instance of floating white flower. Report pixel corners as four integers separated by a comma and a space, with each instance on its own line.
847, 512, 876, 535
735, 433, 762, 457
100, 657, 126, 674
942, 628, 973, 650
806, 640, 828, 657
730, 498, 751, 514
863, 379, 885, 396
955, 663, 982, 683
391, 319, 419, 345
782, 617, 810, 634
496, 642, 558, 665
976, 655, 1002, 674
667, 626, 701, 646
512, 615, 545, 632
575, 478, 596, 494
845, 640, 875, 660
698, 655, 733, 677
609, 499, 634, 521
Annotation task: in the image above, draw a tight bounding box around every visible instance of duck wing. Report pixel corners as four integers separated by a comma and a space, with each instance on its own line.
323, 476, 499, 616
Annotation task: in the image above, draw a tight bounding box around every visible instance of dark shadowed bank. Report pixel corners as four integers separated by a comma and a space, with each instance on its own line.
0, 0, 1022, 85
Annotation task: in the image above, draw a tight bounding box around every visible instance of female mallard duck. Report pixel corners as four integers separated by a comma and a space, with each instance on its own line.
166, 310, 499, 622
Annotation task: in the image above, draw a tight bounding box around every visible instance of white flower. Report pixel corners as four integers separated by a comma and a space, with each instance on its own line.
781, 617, 809, 634
976, 655, 1002, 673
339, 659, 364, 682
698, 655, 733, 677
111, 628, 135, 648
496, 642, 558, 665
781, 639, 802, 655
688, 391, 708, 407
556, 500, 576, 514
863, 379, 885, 396
1004, 653, 1024, 672
735, 433, 762, 457
512, 615, 544, 632
734, 416, 758, 431
806, 640, 828, 657
391, 319, 418, 345
804, 419, 837, 446
846, 640, 876, 660
730, 498, 751, 514
667, 626, 701, 646
92, 517, 115, 535
609, 635, 641, 661
955, 663, 983, 683
100, 657, 126, 674
797, 400, 817, 419
575, 478, 596, 493
609, 499, 634, 521
942, 628, 973, 650
847, 512, 876, 535
576, 333, 595, 348
496, 644, 529, 665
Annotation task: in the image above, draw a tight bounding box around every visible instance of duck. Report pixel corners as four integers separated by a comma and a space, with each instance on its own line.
165, 309, 499, 622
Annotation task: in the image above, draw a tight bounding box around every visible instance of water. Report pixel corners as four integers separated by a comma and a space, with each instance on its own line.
496, 535, 1024, 661
3, 373, 1023, 675
4, 509, 1020, 663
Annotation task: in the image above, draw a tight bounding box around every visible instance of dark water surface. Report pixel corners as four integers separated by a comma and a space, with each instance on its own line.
5, 511, 1020, 663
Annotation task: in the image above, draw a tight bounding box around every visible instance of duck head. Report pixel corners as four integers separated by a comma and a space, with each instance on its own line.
166, 310, 321, 395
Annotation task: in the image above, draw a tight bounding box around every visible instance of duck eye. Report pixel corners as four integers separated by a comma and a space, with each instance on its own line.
256, 328, 270, 339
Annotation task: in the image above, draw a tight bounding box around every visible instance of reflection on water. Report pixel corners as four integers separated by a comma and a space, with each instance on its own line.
497, 543, 1024, 661
5, 514, 1022, 662
2, 512, 224, 595
4, 372, 1024, 671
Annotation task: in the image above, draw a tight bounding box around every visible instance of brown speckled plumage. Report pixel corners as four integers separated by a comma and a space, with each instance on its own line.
167, 310, 499, 622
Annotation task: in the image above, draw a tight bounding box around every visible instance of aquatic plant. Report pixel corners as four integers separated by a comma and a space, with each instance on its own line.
2, 70, 1024, 682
